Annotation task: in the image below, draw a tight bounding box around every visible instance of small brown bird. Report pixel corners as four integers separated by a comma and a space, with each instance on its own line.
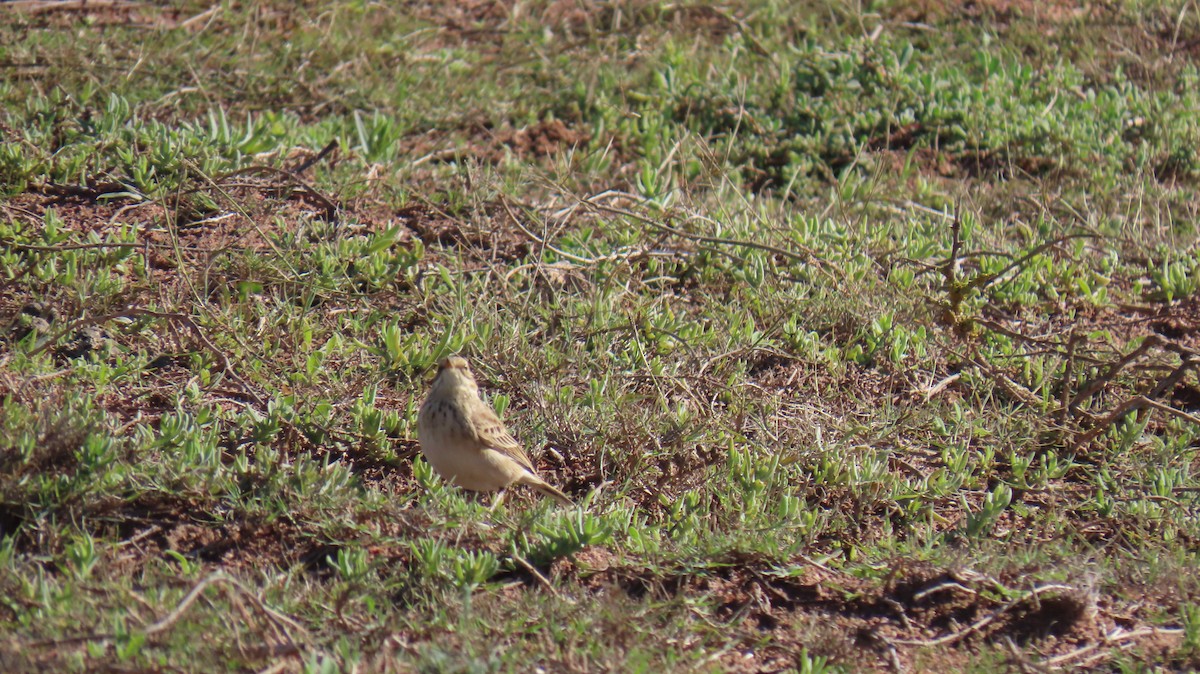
417, 356, 572, 506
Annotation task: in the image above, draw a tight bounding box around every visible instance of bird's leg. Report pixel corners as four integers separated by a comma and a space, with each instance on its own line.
488, 489, 508, 512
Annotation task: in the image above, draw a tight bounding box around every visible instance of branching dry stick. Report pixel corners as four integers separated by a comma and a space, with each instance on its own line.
1042, 626, 1184, 669
972, 317, 1070, 347
1138, 396, 1200, 426
933, 204, 1095, 333
215, 165, 339, 222
142, 573, 229, 636
965, 312, 1200, 451
1069, 395, 1200, 452
1058, 331, 1200, 450
1068, 396, 1143, 452
969, 356, 1047, 410
501, 196, 656, 266
970, 233, 1098, 295
1143, 356, 1197, 401
179, 160, 300, 279
938, 208, 979, 336
28, 571, 307, 655
145, 573, 305, 654
943, 208, 963, 293
223, 577, 306, 650
1158, 340, 1200, 360
1068, 335, 1161, 413
499, 197, 564, 258
574, 191, 839, 278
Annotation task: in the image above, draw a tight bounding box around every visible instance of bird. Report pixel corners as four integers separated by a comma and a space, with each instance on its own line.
417, 356, 572, 507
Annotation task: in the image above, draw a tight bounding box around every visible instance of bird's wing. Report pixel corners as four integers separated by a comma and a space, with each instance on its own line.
471, 403, 536, 474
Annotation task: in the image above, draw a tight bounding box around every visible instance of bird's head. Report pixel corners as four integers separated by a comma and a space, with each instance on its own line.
432, 355, 477, 392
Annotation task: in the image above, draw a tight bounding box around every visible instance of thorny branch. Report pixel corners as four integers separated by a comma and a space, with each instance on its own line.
571, 189, 841, 280
29, 572, 308, 657
935, 210, 1200, 451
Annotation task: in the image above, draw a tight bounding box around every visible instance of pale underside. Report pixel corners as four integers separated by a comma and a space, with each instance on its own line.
418, 394, 538, 492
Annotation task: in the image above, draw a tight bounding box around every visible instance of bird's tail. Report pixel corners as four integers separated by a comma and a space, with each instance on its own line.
524, 476, 573, 506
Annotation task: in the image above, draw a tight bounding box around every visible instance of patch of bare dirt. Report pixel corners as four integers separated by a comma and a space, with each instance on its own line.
396, 199, 532, 263
3, 177, 336, 259
3, 189, 165, 241
751, 135, 1073, 195
1125, 295, 1200, 351
400, 118, 593, 169
401, 0, 513, 47
495, 119, 589, 158
863, 123, 1070, 183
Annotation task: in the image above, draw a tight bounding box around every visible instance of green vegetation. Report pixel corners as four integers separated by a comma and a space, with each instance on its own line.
2, 0, 1199, 671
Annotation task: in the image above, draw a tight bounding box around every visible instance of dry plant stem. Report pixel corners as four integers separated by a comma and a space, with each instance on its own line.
180, 160, 302, 277
973, 232, 1098, 294
509, 553, 572, 603
881, 636, 905, 674
972, 317, 1070, 347
1144, 355, 1198, 400
505, 196, 682, 267
965, 319, 1200, 451
1070, 394, 1200, 451
1138, 395, 1200, 425
143, 573, 228, 637
1068, 334, 1161, 412
290, 139, 339, 176
897, 199, 956, 220
1159, 340, 1200, 359
969, 356, 1046, 409
500, 196, 616, 265
575, 191, 838, 278
215, 165, 339, 221
1042, 626, 1185, 669
30, 572, 306, 651
911, 580, 977, 602
1061, 332, 1080, 427
1000, 637, 1043, 673
921, 372, 961, 401
942, 209, 963, 293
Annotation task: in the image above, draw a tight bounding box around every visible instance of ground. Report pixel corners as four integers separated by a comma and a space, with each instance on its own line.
1, 0, 1199, 672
